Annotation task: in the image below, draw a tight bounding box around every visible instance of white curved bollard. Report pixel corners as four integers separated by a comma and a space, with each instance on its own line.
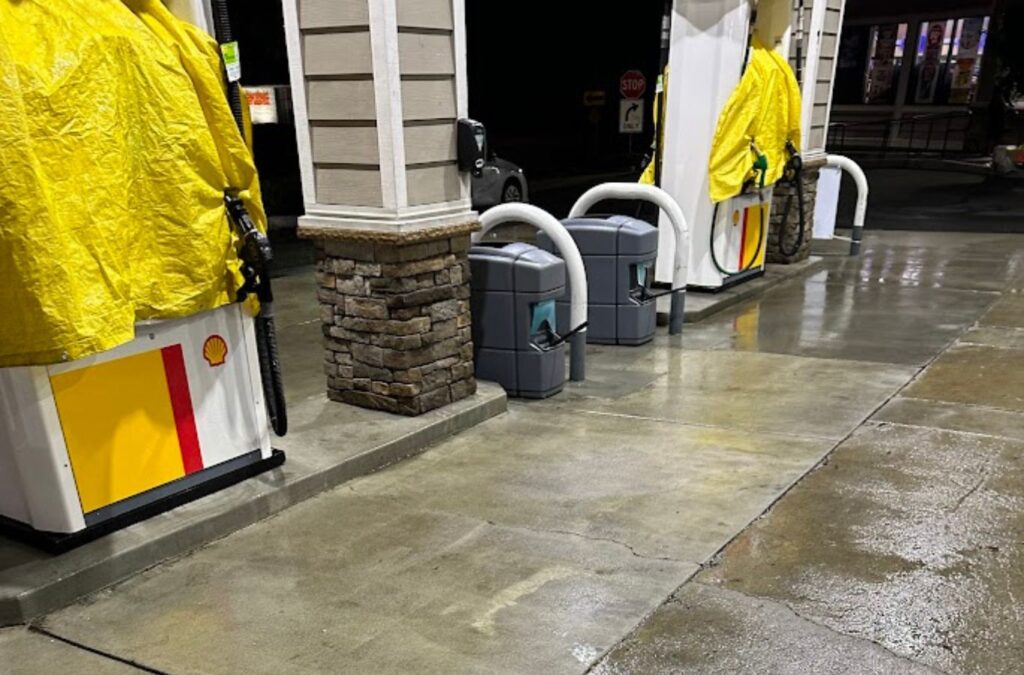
569, 183, 690, 334
475, 203, 589, 382
825, 155, 869, 255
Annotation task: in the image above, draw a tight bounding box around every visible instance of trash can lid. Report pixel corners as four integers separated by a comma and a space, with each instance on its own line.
538, 216, 658, 256
469, 243, 566, 293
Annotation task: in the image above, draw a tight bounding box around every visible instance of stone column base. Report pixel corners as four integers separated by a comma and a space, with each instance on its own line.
312, 225, 477, 416
767, 157, 824, 264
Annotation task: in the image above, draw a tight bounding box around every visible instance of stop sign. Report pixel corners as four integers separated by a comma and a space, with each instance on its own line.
620, 70, 647, 99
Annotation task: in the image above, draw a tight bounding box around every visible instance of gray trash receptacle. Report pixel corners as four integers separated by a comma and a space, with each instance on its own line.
538, 215, 658, 345
469, 243, 566, 399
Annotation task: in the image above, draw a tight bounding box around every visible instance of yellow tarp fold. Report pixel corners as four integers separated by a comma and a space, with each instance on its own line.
0, 0, 265, 367
708, 37, 802, 203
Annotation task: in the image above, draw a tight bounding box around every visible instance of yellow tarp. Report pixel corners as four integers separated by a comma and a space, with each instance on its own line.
0, 0, 265, 367
708, 37, 802, 203
639, 67, 668, 186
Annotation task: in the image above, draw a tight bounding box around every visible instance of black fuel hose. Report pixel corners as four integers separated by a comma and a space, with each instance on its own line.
210, 0, 232, 40
210, 1, 244, 127
777, 149, 807, 259
226, 195, 287, 437
212, 0, 287, 437
531, 322, 589, 353
254, 311, 287, 437
777, 0, 808, 260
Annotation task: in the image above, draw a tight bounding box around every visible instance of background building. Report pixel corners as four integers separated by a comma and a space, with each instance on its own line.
828, 0, 1020, 156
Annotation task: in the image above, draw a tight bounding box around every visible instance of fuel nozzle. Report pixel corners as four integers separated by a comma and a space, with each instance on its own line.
784, 140, 803, 179
223, 190, 287, 436
225, 193, 272, 267
225, 192, 274, 303
750, 142, 769, 190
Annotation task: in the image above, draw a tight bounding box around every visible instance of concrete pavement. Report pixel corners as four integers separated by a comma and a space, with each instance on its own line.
12, 231, 1024, 673
594, 236, 1024, 674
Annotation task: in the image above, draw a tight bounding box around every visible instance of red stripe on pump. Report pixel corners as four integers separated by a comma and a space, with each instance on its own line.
161, 345, 204, 475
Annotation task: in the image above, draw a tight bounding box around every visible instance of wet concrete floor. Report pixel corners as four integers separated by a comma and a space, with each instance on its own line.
10, 231, 1024, 673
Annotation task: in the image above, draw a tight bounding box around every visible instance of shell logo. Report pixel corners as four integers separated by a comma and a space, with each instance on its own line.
202, 335, 229, 367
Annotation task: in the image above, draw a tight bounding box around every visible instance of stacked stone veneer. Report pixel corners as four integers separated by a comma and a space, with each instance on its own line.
767, 157, 824, 264
315, 233, 476, 416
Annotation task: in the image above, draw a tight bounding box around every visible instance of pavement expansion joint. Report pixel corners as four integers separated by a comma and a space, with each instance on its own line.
899, 396, 1024, 418
948, 474, 989, 514
27, 624, 166, 674
690, 582, 950, 675
861, 417, 1023, 441
576, 409, 841, 443
954, 340, 1024, 352
482, 519, 690, 565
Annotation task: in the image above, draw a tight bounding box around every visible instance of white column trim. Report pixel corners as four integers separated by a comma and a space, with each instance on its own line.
800, 0, 828, 153
451, 0, 472, 203
369, 0, 409, 211
281, 0, 317, 206
891, 15, 926, 126
820, 0, 849, 143
452, 2, 470, 119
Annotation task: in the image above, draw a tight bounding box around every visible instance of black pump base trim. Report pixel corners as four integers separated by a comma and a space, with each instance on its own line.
685, 267, 766, 294
0, 450, 286, 555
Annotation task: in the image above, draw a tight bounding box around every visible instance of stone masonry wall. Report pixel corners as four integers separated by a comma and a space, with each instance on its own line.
767, 159, 823, 264
314, 234, 475, 416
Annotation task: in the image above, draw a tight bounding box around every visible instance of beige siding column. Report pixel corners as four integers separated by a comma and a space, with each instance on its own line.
805, 0, 846, 156
284, 0, 472, 232
283, 0, 478, 415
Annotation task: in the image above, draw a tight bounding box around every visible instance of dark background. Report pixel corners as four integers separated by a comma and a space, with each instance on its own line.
465, 1, 664, 184
229, 0, 303, 219
228, 0, 666, 218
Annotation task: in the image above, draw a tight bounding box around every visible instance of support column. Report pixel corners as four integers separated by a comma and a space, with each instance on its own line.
283, 0, 477, 415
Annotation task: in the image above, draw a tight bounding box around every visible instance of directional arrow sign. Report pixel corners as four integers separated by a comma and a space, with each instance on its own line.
619, 99, 644, 134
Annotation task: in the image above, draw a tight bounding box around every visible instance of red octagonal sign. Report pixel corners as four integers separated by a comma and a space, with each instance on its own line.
619, 70, 647, 100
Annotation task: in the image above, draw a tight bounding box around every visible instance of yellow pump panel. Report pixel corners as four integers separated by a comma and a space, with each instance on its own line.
739, 202, 768, 270
50, 349, 187, 513
0, 0, 265, 367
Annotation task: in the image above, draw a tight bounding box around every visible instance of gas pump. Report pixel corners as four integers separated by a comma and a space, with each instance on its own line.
0, 0, 285, 552
655, 0, 802, 291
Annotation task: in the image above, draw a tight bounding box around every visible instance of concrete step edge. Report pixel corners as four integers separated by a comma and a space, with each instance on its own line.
0, 384, 507, 626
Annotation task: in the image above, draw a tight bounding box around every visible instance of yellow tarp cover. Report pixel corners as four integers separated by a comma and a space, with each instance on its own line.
708, 37, 802, 203
639, 68, 667, 186
0, 0, 265, 367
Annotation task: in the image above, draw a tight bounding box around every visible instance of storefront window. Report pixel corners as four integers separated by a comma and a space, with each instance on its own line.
949, 17, 989, 104
834, 15, 990, 107
907, 16, 989, 105
864, 24, 907, 104
833, 25, 871, 105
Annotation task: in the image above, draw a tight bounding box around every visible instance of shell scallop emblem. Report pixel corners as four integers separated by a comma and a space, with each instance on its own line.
202, 335, 228, 367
